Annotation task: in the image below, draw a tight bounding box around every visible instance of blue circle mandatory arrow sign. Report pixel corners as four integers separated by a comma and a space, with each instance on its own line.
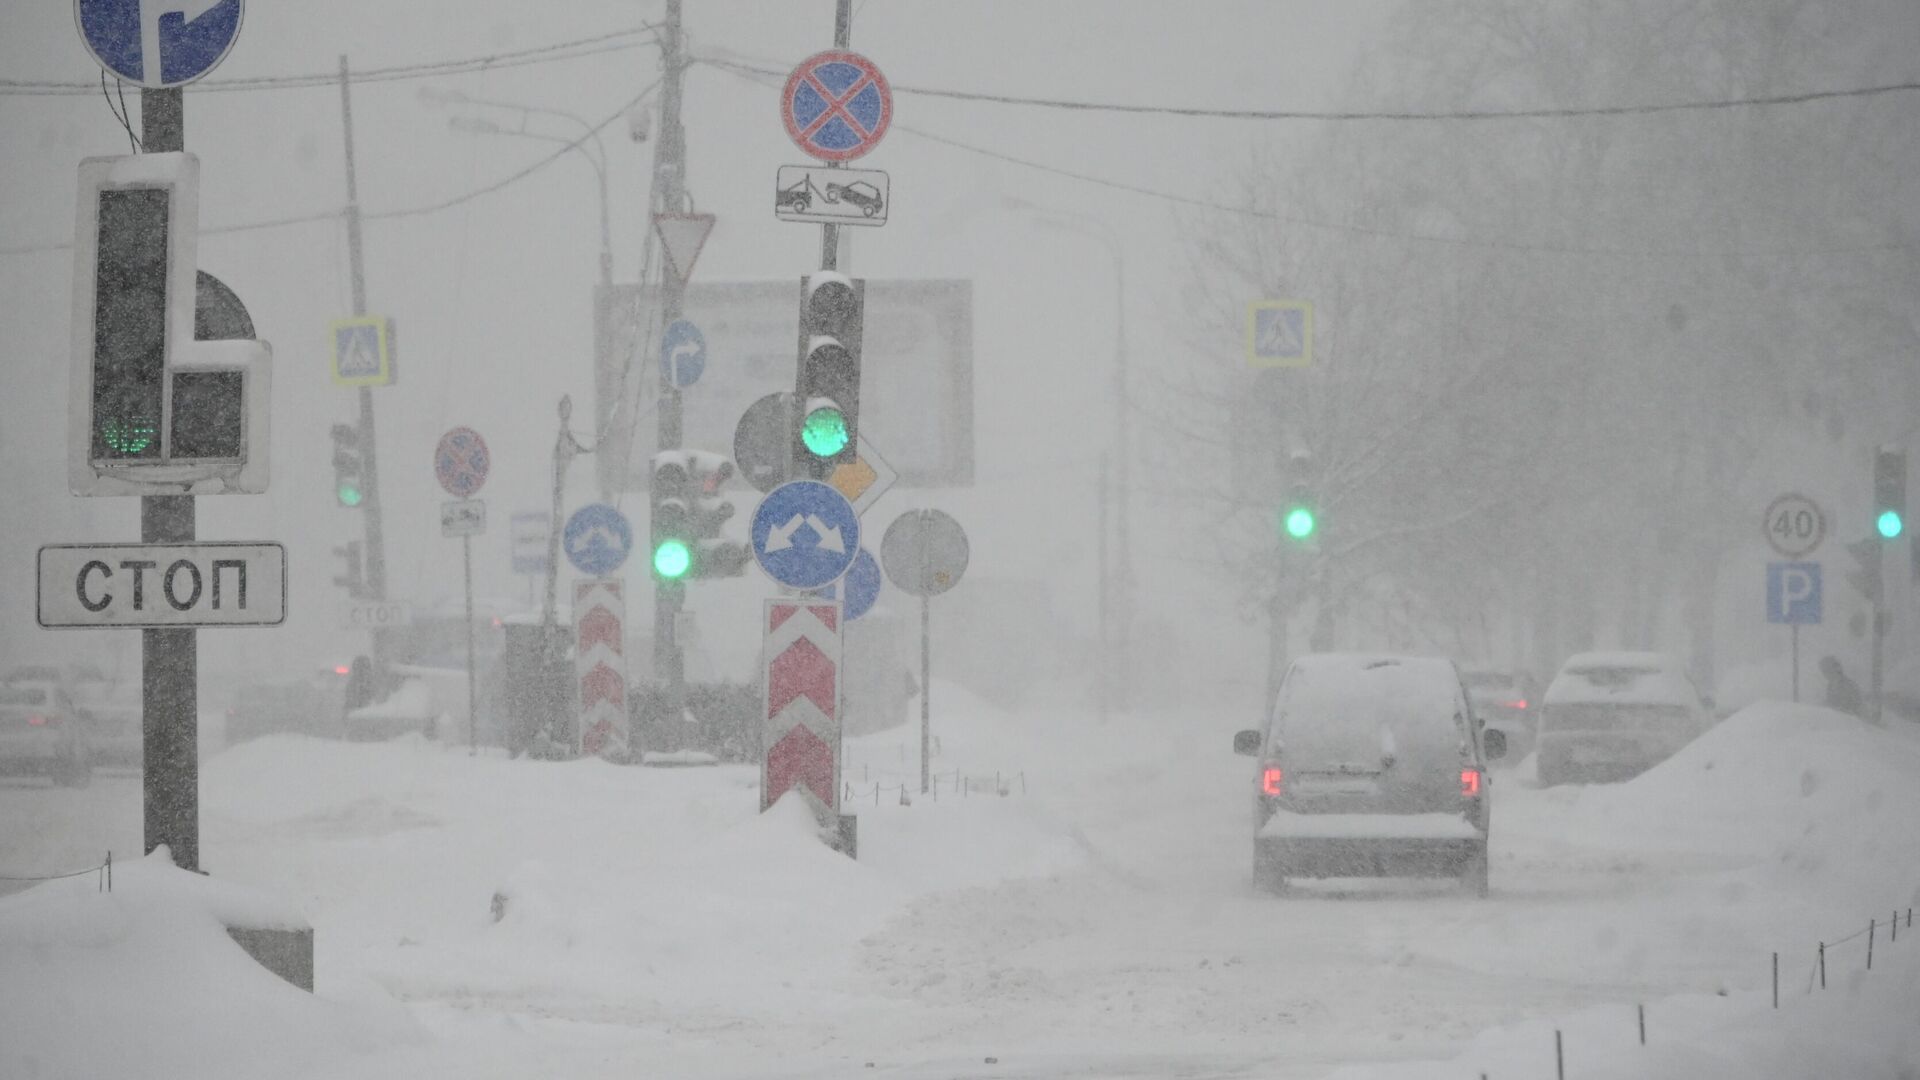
750, 481, 860, 590
660, 318, 706, 388
563, 503, 633, 577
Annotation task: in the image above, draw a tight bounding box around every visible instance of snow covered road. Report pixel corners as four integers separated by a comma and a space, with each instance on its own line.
3, 694, 1915, 1078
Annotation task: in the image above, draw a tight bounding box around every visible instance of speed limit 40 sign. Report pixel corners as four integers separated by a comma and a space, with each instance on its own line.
1764, 493, 1825, 559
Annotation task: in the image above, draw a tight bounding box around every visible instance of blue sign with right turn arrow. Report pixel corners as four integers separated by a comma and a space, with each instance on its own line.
750, 480, 860, 589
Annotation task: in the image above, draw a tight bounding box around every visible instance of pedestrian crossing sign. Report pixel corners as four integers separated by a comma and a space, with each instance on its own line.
331, 316, 394, 386
1247, 300, 1312, 368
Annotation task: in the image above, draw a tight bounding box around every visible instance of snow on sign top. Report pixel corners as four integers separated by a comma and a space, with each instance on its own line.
782, 50, 893, 162
76, 0, 245, 89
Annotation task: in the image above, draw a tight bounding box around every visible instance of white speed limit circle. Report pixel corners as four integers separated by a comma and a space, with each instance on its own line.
1763, 493, 1825, 559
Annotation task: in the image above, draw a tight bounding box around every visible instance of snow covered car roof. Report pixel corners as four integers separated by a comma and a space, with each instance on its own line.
1546, 651, 1696, 707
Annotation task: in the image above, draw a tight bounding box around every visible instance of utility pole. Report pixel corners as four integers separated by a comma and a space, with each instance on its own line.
337, 56, 391, 670
652, 0, 690, 699
137, 86, 198, 873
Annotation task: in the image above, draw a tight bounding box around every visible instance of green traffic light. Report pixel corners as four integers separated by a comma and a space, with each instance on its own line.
800, 405, 850, 458
337, 484, 364, 508
1284, 506, 1316, 541
1877, 509, 1904, 539
99, 416, 157, 455
654, 539, 692, 580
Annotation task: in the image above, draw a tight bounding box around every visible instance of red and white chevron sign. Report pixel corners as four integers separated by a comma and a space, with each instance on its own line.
575, 579, 628, 759
762, 600, 842, 811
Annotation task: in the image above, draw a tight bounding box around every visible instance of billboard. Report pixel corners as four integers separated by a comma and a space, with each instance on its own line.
596, 279, 973, 493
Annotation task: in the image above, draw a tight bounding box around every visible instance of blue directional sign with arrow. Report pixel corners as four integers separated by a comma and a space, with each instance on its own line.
660, 318, 706, 389
750, 480, 860, 589
76, 0, 246, 89
563, 503, 633, 577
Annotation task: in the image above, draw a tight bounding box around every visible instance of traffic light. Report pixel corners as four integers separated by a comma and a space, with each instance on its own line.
71, 153, 272, 497
794, 273, 864, 479
1873, 446, 1905, 539
651, 451, 750, 581
90, 187, 170, 462
1281, 473, 1318, 546
331, 422, 366, 508
332, 541, 366, 598
1844, 537, 1882, 605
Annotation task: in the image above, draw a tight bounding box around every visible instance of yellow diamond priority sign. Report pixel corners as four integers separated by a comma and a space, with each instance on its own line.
827, 435, 896, 516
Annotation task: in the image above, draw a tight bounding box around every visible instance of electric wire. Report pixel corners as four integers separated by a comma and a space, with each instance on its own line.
697, 55, 1911, 260
0, 25, 659, 97
700, 54, 1920, 121
0, 78, 663, 257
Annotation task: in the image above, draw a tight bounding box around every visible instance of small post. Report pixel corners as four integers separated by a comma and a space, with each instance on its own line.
1867, 918, 1875, 970
1790, 624, 1800, 702
1772, 951, 1778, 1008
1892, 909, 1898, 943
1637, 1002, 1645, 1045
873, 784, 879, 807
463, 534, 478, 753
1555, 1029, 1564, 1080
1818, 941, 1826, 989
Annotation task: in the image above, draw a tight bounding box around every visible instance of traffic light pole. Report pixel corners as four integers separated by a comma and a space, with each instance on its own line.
337, 57, 391, 664
138, 87, 199, 873
652, 0, 689, 700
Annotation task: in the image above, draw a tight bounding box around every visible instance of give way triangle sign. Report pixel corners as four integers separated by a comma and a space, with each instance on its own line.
654, 212, 716, 282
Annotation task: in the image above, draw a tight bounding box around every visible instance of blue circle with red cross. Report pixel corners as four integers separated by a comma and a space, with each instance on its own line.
782, 50, 892, 162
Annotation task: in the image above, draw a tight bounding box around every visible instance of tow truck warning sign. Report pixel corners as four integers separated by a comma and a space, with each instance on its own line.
37, 541, 286, 629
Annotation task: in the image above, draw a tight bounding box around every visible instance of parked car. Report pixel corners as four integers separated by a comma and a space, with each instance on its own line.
1461, 667, 1540, 763
1535, 651, 1714, 786
4, 662, 139, 770
0, 679, 91, 786
1233, 654, 1503, 897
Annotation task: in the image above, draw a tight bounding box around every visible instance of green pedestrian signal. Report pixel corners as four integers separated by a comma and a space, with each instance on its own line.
800, 404, 850, 458
1283, 506, 1316, 541
1877, 509, 1903, 539
653, 538, 692, 580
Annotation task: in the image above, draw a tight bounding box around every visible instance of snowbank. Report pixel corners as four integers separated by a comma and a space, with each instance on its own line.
1321, 937, 1920, 1079
0, 851, 419, 1080
1520, 702, 1920, 904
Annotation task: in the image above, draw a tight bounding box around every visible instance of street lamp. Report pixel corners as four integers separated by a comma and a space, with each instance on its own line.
1000, 195, 1133, 709
426, 89, 615, 287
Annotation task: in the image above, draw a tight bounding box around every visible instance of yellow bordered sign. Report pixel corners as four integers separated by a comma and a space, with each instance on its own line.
1246, 300, 1312, 368
330, 316, 394, 387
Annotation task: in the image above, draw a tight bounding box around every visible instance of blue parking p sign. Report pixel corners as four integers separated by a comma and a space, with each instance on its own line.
1767, 561, 1821, 625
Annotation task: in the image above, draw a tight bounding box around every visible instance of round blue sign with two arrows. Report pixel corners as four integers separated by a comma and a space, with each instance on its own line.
750, 481, 859, 589
563, 503, 633, 577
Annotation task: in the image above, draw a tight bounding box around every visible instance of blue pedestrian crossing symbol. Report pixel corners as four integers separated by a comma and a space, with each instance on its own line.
1247, 300, 1313, 368
76, 0, 246, 89
336, 325, 380, 378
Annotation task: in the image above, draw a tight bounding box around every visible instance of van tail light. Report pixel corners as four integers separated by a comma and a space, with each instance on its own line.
1504, 699, 1528, 710
1261, 765, 1285, 797
26, 714, 48, 727
1460, 767, 1482, 798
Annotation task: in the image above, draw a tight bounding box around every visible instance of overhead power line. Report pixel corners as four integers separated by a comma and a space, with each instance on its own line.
698, 55, 1911, 260
0, 24, 658, 97
0, 77, 662, 257
700, 54, 1920, 121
